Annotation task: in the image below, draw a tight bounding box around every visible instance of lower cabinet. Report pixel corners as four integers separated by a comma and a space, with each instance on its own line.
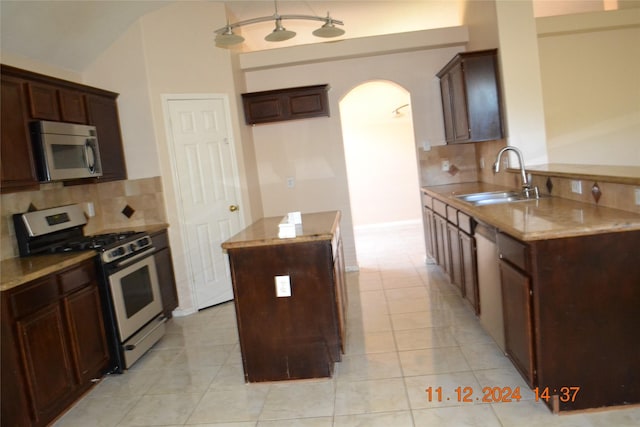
499, 258, 535, 386
150, 229, 179, 318
459, 230, 479, 314
1, 258, 109, 427
422, 191, 479, 314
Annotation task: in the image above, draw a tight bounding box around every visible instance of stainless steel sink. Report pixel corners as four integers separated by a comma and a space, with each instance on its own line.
455, 190, 548, 206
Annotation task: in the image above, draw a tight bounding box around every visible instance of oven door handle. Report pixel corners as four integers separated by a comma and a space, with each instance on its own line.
115, 247, 156, 268
123, 315, 167, 351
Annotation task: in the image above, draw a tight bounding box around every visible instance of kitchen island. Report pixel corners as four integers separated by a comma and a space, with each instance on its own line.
221, 211, 346, 382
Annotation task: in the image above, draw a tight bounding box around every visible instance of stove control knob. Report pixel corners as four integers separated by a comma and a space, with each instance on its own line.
111, 247, 125, 258
129, 243, 137, 252
138, 237, 150, 247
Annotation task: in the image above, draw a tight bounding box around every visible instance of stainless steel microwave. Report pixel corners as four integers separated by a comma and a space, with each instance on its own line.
30, 120, 103, 181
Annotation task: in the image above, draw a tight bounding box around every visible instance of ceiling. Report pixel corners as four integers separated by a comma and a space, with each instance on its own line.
0, 1, 460, 72
1, 1, 632, 73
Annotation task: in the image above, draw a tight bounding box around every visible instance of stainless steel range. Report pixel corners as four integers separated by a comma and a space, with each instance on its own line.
13, 204, 166, 373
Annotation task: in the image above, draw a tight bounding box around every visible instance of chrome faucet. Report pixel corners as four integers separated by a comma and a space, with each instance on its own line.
493, 146, 539, 198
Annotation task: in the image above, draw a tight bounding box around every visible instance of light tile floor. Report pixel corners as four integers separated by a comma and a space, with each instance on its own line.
55, 222, 640, 426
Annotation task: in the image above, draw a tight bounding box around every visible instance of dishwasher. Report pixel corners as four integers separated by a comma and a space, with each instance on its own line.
475, 222, 505, 351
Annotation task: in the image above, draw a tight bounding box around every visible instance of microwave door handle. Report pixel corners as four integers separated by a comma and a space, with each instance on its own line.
84, 139, 96, 173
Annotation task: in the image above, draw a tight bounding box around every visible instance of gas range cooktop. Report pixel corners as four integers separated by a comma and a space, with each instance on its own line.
13, 204, 149, 261
47, 231, 139, 253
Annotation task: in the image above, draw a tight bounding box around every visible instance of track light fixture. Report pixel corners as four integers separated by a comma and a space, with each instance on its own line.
214, 0, 345, 47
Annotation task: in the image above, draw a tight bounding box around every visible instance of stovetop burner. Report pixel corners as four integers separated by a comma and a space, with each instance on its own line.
48, 231, 140, 253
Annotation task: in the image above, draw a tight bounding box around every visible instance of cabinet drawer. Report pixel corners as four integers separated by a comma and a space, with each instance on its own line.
446, 205, 458, 225
10, 276, 59, 318
432, 199, 447, 218
457, 211, 475, 235
59, 262, 95, 294
422, 193, 433, 209
497, 232, 529, 272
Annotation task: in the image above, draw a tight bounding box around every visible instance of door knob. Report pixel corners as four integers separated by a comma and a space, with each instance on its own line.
229, 204, 239, 212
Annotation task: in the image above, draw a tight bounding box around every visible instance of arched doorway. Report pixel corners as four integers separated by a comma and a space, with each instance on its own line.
339, 80, 425, 263
340, 81, 423, 228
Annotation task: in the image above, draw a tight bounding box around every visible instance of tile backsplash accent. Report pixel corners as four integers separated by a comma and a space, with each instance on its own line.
1, 177, 166, 260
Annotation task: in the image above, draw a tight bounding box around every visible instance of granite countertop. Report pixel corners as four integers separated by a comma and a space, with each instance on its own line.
524, 163, 640, 185
423, 182, 640, 241
0, 223, 170, 292
222, 211, 341, 250
1, 251, 96, 292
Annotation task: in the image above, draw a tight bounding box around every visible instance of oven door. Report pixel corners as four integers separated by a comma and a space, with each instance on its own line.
108, 251, 163, 342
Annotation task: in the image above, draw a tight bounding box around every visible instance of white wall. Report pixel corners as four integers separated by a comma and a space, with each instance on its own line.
243, 42, 464, 268
83, 1, 260, 314
537, 10, 640, 166
495, 0, 549, 166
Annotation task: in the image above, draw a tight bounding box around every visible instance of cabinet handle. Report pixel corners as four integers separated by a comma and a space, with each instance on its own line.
229, 205, 239, 212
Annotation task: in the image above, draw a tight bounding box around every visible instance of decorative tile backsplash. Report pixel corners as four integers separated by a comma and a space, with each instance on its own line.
1, 177, 167, 260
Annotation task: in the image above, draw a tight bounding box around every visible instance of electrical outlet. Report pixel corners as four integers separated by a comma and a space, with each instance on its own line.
479, 157, 485, 169
441, 160, 450, 172
571, 180, 582, 194
635, 188, 640, 205
275, 275, 291, 297
286, 177, 295, 189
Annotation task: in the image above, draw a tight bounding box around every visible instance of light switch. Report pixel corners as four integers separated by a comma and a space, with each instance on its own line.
275, 275, 291, 297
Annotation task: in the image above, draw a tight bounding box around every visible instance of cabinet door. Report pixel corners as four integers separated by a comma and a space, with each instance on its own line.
449, 63, 470, 141
447, 222, 463, 292
434, 214, 450, 278
154, 247, 179, 318
500, 260, 535, 386
16, 304, 75, 423
64, 285, 109, 383
59, 89, 87, 124
85, 94, 127, 181
1, 75, 39, 192
26, 82, 61, 121
460, 231, 479, 314
423, 208, 437, 261
439, 75, 455, 142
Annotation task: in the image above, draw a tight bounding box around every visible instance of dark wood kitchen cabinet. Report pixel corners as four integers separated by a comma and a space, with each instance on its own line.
222, 211, 345, 382
242, 84, 330, 125
0, 64, 127, 191
26, 82, 88, 124
497, 232, 535, 387
437, 49, 503, 143
421, 191, 480, 314
1, 258, 109, 427
496, 230, 640, 412
85, 94, 127, 182
0, 74, 39, 193
150, 229, 179, 318
458, 211, 479, 314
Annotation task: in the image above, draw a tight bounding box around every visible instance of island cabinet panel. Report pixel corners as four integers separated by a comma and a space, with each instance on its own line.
529, 231, 640, 412
228, 240, 343, 382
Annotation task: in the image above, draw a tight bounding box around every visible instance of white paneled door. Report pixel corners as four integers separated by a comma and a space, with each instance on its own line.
166, 96, 242, 310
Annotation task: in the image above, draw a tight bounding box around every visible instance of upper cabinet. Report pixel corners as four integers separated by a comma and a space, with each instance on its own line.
0, 64, 127, 192
437, 49, 504, 144
1, 75, 39, 192
242, 84, 330, 125
26, 82, 87, 124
